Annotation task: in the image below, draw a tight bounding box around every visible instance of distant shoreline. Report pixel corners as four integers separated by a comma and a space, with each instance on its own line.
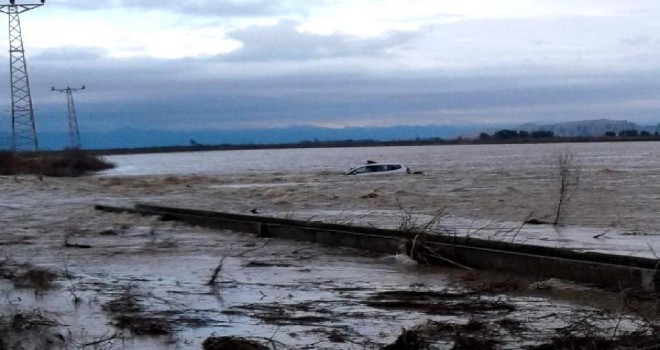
70, 134, 660, 156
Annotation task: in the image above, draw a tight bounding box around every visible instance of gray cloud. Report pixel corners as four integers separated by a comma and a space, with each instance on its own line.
218, 20, 416, 62
4, 1, 660, 138
126, 0, 284, 17
57, 0, 291, 17
619, 35, 651, 46
24, 46, 660, 133
34, 47, 108, 61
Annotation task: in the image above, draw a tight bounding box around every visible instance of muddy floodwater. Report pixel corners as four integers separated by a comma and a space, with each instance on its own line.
2, 142, 660, 349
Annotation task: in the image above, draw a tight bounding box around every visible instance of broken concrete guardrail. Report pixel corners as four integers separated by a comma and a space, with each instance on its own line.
94, 203, 660, 292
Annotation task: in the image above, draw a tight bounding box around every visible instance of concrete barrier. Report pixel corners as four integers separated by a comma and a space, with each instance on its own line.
94, 203, 660, 292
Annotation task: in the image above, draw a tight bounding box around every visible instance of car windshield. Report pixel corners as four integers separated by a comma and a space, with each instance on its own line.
348, 164, 402, 174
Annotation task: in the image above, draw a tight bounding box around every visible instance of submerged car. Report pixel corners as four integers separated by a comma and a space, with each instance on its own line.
345, 162, 410, 176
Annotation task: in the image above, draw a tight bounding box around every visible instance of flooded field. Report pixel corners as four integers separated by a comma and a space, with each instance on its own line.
2, 142, 660, 348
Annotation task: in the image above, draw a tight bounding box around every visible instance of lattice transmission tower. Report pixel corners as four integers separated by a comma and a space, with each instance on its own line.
52, 86, 85, 149
0, 0, 44, 154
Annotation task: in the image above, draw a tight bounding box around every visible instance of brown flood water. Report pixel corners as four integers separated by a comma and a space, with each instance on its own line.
1, 142, 659, 349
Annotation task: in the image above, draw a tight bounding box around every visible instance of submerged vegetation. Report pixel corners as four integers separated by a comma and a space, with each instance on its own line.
0, 148, 114, 177
41, 148, 115, 177
0, 151, 40, 175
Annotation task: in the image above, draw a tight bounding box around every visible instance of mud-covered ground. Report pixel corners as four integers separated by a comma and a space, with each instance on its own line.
1, 143, 660, 349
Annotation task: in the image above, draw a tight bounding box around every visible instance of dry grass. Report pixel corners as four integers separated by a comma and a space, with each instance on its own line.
0, 151, 40, 175
102, 286, 174, 336
0, 310, 60, 349
458, 271, 527, 294
525, 331, 660, 350
0, 149, 114, 177
0, 260, 59, 292
202, 336, 270, 350
381, 320, 500, 350
42, 149, 114, 177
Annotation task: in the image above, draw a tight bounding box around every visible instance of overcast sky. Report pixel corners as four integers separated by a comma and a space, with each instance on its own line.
2, 0, 660, 133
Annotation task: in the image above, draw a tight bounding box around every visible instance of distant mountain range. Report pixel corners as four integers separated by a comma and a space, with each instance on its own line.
33, 124, 478, 150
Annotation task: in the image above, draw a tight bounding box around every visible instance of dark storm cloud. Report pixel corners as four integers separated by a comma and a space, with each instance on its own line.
18, 1, 660, 133
26, 46, 660, 132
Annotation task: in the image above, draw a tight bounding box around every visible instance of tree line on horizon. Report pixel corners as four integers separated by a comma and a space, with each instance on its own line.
479, 130, 555, 140
479, 129, 660, 140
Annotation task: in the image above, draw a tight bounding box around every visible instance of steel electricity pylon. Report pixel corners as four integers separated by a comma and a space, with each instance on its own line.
52, 86, 85, 149
0, 0, 44, 155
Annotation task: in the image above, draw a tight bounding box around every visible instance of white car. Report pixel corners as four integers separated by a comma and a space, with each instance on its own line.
345, 163, 410, 176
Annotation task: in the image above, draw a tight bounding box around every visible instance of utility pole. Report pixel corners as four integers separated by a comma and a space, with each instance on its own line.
0, 0, 44, 156
52, 86, 85, 149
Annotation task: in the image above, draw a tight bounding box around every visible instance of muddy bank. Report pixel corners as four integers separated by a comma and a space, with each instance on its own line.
0, 207, 655, 349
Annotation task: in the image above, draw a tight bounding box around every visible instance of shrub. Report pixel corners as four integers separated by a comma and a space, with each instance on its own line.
0, 151, 14, 175
41, 149, 114, 177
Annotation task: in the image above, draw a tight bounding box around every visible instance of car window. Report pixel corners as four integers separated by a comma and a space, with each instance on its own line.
349, 164, 403, 174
